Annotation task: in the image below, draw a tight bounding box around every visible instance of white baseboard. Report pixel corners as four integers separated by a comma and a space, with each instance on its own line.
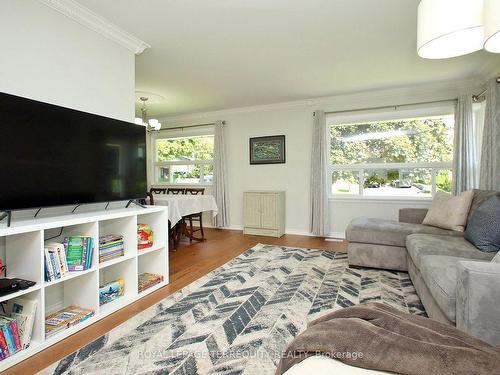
204, 225, 346, 240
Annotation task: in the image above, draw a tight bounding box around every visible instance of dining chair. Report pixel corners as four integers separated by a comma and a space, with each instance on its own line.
183, 188, 206, 242
167, 187, 186, 195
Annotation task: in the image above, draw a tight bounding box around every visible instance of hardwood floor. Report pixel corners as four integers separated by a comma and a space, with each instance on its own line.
5, 229, 346, 375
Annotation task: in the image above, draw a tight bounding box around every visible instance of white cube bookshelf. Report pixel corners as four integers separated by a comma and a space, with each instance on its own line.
0, 206, 168, 371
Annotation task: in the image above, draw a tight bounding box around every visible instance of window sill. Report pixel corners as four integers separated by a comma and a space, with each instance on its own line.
152, 183, 213, 188
329, 195, 433, 204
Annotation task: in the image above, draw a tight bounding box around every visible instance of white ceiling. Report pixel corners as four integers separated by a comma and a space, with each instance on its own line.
79, 0, 500, 117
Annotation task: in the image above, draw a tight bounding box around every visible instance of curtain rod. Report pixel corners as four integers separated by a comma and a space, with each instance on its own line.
472, 76, 500, 102
324, 98, 456, 116
160, 121, 225, 132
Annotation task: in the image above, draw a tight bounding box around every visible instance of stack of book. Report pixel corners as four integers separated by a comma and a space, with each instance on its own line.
64, 236, 93, 271
44, 236, 94, 281
99, 235, 124, 263
0, 298, 37, 360
44, 242, 68, 282
138, 273, 164, 293
45, 305, 94, 339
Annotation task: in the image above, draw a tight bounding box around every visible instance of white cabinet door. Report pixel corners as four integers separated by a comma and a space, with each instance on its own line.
244, 193, 261, 228
260, 194, 277, 229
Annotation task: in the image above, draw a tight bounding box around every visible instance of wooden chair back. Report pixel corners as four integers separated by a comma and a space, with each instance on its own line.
167, 187, 186, 195
150, 187, 167, 194
185, 188, 205, 195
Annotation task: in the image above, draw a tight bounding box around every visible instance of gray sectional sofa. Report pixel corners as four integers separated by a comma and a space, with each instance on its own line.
346, 189, 500, 346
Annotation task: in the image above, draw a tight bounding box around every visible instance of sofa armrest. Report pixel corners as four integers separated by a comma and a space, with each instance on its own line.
456, 261, 500, 346
398, 208, 428, 224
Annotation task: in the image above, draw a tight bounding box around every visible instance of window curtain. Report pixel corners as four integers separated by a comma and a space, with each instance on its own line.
213, 120, 229, 227
479, 79, 500, 190
310, 110, 329, 236
452, 94, 477, 194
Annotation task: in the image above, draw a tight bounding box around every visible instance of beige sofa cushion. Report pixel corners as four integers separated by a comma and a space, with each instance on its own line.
346, 217, 461, 248
406, 234, 494, 269
423, 190, 474, 232
419, 255, 489, 323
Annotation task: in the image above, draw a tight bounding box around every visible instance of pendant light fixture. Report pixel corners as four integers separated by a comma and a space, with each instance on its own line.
417, 0, 484, 59
484, 0, 500, 52
135, 97, 161, 132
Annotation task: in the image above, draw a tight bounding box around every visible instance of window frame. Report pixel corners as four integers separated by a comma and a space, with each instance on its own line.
327, 103, 455, 201
151, 126, 215, 186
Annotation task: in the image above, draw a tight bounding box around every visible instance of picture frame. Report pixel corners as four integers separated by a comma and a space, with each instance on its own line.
249, 135, 286, 165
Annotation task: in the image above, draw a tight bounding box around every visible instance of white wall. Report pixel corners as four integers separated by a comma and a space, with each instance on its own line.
0, 0, 135, 122
159, 79, 484, 237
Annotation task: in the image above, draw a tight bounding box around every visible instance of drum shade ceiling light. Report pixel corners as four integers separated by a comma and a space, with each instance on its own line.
484, 0, 500, 53
417, 0, 500, 59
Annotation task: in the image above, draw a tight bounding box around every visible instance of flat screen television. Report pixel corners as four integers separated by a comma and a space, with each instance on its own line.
0, 92, 147, 212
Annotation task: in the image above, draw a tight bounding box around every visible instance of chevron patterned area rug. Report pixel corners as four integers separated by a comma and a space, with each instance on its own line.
42, 244, 426, 375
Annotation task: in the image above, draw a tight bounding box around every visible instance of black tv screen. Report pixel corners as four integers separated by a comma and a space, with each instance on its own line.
0, 92, 147, 211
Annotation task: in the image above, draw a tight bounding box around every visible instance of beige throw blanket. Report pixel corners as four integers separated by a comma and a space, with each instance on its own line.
276, 303, 500, 375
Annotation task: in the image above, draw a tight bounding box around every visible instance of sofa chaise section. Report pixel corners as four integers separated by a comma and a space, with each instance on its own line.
346, 217, 461, 271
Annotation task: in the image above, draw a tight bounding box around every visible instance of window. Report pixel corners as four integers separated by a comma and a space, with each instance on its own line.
154, 133, 214, 185
329, 108, 454, 198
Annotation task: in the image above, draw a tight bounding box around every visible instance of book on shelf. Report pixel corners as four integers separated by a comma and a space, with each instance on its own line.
0, 313, 24, 360
99, 234, 124, 263
99, 278, 124, 305
44, 237, 93, 282
64, 236, 93, 272
45, 305, 94, 339
137, 224, 153, 250
138, 272, 163, 293
7, 297, 38, 350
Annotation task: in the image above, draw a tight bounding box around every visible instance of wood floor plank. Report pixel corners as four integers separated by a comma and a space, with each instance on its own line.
4, 229, 346, 375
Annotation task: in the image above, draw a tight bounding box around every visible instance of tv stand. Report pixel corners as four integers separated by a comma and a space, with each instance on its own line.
0, 206, 168, 371
0, 211, 11, 227
126, 199, 146, 209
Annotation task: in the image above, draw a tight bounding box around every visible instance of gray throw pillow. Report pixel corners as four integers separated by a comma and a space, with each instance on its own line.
465, 196, 500, 253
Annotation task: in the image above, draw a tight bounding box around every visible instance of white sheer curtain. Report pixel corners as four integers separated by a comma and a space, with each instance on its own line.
213, 120, 229, 227
453, 94, 478, 194
480, 79, 500, 190
310, 110, 329, 236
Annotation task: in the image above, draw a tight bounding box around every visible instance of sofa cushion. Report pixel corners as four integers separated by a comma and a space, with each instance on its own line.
419, 255, 490, 322
422, 190, 474, 232
492, 251, 500, 263
346, 218, 462, 248
406, 234, 495, 270
464, 196, 500, 253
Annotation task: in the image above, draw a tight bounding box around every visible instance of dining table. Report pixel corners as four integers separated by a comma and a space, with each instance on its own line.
152, 194, 218, 226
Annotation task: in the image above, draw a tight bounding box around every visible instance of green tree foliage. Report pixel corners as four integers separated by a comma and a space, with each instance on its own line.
156, 136, 214, 181
157, 136, 214, 162
330, 118, 453, 165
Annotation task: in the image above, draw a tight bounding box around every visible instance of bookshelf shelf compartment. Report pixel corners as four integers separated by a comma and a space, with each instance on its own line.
138, 244, 164, 256
99, 253, 136, 270
0, 206, 168, 371
0, 284, 41, 304
44, 268, 97, 288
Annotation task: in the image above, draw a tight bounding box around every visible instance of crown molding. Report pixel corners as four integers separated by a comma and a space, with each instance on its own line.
159, 78, 480, 123
38, 0, 150, 54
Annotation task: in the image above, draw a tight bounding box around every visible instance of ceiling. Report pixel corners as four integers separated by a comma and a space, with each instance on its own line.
79, 0, 500, 117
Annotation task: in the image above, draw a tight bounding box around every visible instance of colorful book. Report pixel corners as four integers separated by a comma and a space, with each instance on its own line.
99, 278, 124, 305
0, 330, 9, 358
45, 305, 94, 338
7, 297, 38, 349
0, 321, 16, 355
44, 248, 55, 281
65, 236, 85, 271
